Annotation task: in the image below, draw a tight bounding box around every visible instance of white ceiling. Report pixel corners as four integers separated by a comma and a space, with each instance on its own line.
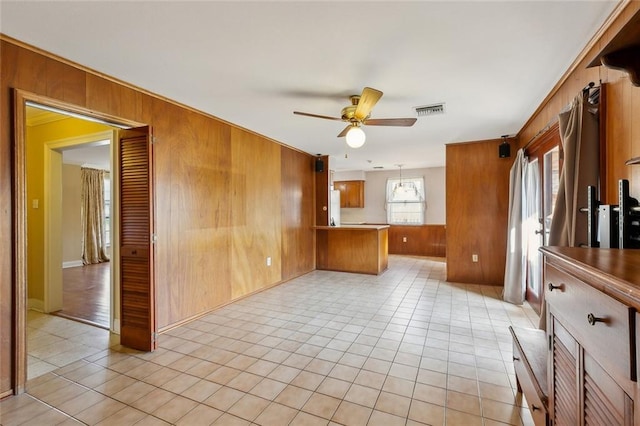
62, 143, 111, 171
1, 1, 619, 171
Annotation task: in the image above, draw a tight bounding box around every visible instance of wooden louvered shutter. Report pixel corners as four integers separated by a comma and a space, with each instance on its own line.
583, 353, 633, 426
119, 126, 156, 351
551, 319, 578, 426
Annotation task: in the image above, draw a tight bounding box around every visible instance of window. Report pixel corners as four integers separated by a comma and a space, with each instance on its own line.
386, 177, 425, 225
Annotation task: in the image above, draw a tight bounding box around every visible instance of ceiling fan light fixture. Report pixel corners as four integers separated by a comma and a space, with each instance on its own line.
346, 125, 366, 148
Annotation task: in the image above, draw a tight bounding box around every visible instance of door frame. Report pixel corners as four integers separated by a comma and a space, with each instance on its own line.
13, 89, 145, 393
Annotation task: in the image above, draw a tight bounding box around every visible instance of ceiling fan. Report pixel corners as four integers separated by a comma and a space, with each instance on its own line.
293, 87, 417, 148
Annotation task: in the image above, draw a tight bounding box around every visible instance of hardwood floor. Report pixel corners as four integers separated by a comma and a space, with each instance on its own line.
55, 262, 110, 329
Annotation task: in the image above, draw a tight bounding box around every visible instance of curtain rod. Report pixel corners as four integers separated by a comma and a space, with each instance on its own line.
522, 81, 595, 151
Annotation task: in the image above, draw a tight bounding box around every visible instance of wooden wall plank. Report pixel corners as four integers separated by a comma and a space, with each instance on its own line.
281, 148, 315, 281
45, 59, 87, 107
388, 225, 446, 257
163, 109, 233, 327
230, 127, 282, 299
86, 74, 144, 122
606, 79, 633, 204
446, 139, 512, 285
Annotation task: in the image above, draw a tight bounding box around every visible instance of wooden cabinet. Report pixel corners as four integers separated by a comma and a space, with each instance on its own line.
334, 180, 364, 208
315, 225, 389, 275
541, 247, 640, 426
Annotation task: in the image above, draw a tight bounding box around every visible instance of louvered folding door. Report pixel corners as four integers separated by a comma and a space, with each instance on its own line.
119, 127, 156, 351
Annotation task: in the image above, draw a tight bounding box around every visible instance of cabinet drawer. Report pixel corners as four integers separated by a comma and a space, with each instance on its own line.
513, 343, 548, 426
545, 263, 634, 383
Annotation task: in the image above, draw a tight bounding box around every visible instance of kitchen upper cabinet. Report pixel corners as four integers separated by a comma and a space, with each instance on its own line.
334, 180, 364, 208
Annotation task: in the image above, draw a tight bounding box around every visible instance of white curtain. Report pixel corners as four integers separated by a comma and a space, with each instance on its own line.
81, 167, 110, 265
503, 149, 527, 305
548, 91, 599, 247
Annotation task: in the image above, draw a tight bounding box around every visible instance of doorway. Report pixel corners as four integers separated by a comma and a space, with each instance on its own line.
56, 138, 113, 329
13, 89, 155, 394
524, 123, 561, 314
24, 107, 117, 378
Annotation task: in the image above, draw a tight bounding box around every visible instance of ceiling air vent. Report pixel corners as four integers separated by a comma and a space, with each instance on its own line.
414, 103, 445, 117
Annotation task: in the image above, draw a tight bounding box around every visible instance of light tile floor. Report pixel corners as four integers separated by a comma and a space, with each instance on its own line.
26, 311, 119, 380
2, 255, 539, 425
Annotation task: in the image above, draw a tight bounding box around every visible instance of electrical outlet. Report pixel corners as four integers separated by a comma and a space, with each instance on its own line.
266, 257, 272, 266
402, 237, 407, 243
472, 254, 478, 262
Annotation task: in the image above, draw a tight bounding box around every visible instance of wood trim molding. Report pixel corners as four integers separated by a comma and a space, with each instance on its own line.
13, 89, 28, 394
525, 122, 560, 158
18, 90, 144, 129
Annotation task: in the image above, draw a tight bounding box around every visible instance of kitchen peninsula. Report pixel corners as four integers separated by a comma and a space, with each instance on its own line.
315, 224, 389, 275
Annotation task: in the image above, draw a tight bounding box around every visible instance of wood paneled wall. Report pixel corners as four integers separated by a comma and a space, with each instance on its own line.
445, 2, 640, 287
0, 37, 315, 395
281, 149, 315, 281
518, 2, 640, 205
446, 139, 513, 285
388, 225, 446, 257
230, 128, 282, 299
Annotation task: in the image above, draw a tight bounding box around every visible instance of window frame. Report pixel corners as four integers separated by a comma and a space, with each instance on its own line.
385, 176, 426, 225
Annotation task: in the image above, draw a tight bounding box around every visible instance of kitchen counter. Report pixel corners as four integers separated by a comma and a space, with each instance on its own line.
315, 225, 389, 275
315, 224, 389, 230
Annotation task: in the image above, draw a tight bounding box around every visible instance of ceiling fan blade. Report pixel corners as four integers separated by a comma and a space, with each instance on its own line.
364, 117, 417, 127
293, 111, 343, 121
355, 87, 383, 121
337, 125, 351, 138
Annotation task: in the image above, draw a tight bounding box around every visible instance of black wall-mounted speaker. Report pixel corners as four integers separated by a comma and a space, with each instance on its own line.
315, 158, 324, 172
499, 142, 511, 158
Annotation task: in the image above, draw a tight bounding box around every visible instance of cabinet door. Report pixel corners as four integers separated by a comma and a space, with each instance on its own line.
334, 182, 348, 208
551, 317, 579, 426
550, 316, 635, 426
347, 181, 364, 208
334, 181, 364, 208
583, 352, 633, 425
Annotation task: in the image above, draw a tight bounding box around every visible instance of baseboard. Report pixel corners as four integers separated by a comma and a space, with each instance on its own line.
28, 298, 44, 312
63, 260, 84, 268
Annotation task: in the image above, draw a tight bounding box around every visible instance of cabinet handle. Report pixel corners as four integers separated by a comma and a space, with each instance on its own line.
587, 313, 605, 326
531, 404, 540, 411
548, 282, 563, 292
513, 356, 520, 361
